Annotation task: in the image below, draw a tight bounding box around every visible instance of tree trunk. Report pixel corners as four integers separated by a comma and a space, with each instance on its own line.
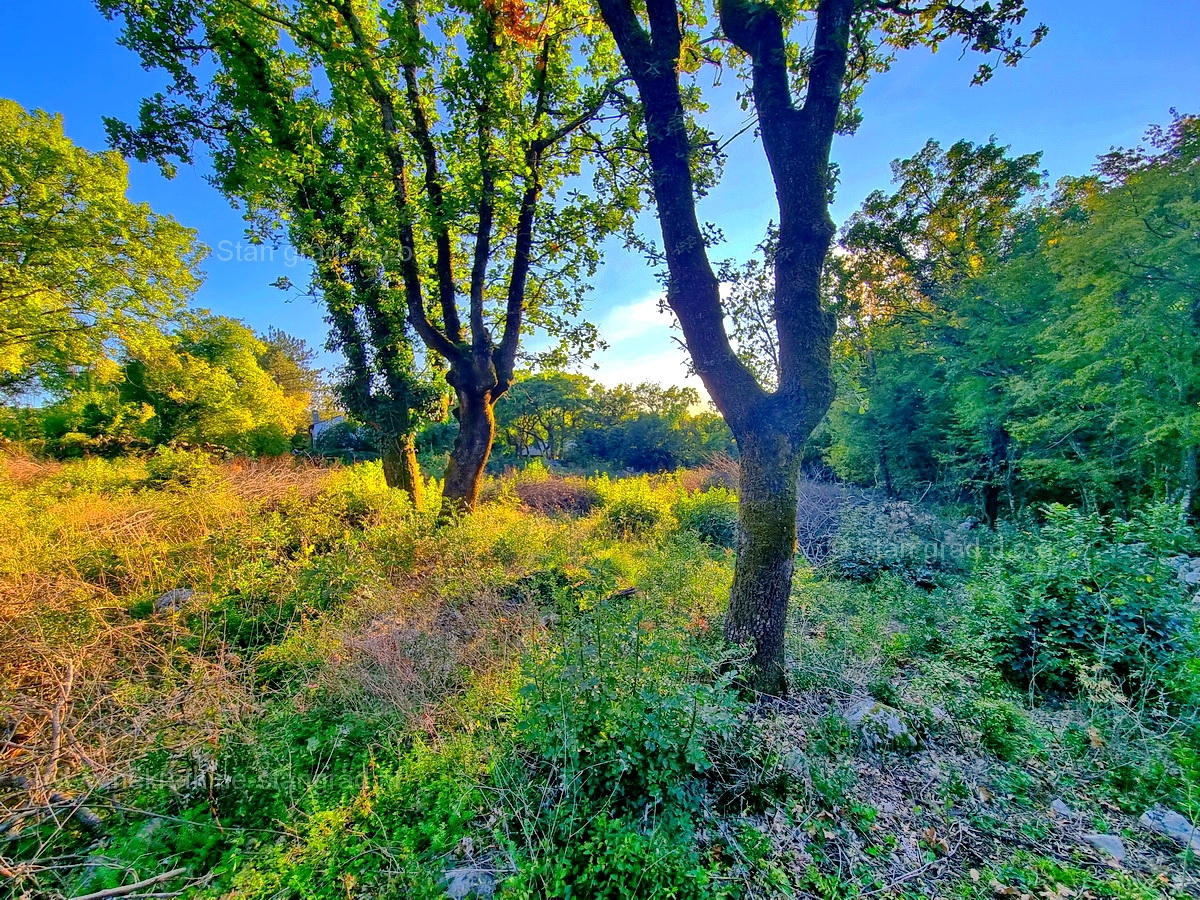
440, 386, 495, 517
380, 429, 424, 508
724, 432, 802, 696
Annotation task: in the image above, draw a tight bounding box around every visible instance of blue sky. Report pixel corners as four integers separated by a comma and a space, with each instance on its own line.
2, 0, 1197, 390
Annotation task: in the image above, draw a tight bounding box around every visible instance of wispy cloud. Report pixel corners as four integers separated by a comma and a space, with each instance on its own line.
583, 292, 705, 392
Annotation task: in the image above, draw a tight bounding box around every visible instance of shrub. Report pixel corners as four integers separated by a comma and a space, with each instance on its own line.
513, 473, 600, 516
973, 503, 1198, 697
597, 475, 674, 538
499, 589, 741, 898
144, 446, 216, 488
674, 487, 738, 549
513, 591, 741, 819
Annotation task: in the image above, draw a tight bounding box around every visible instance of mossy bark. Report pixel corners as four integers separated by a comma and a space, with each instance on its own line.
439, 385, 495, 518
381, 429, 423, 509
724, 432, 802, 696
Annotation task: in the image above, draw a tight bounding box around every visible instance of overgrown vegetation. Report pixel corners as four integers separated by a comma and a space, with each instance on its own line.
3, 454, 1196, 898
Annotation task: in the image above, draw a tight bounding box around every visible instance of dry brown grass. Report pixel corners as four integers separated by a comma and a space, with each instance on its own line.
0, 450, 60, 486
224, 455, 333, 505
512, 475, 600, 515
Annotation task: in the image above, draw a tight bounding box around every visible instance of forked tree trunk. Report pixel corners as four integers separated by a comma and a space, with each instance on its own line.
380, 429, 424, 508
440, 386, 496, 517
724, 432, 802, 695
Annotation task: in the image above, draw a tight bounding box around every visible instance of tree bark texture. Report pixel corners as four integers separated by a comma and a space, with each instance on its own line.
440, 384, 497, 517
380, 429, 424, 508
724, 433, 803, 694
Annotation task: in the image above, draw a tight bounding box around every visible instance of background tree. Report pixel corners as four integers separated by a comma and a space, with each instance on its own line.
99, 0, 635, 513
41, 312, 310, 456
822, 115, 1200, 520
827, 138, 1044, 513
594, 0, 1045, 692
257, 327, 322, 404
0, 98, 202, 394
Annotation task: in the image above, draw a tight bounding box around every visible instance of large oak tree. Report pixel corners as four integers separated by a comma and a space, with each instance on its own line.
99, 0, 635, 512
593, 0, 1045, 692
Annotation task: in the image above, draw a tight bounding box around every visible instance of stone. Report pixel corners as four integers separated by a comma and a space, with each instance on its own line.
1051, 798, 1081, 820
1139, 806, 1200, 853
1082, 833, 1125, 861
846, 699, 917, 751
154, 588, 196, 614
1168, 556, 1200, 586
444, 866, 496, 899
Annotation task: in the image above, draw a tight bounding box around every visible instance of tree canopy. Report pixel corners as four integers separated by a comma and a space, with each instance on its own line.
0, 99, 203, 393
99, 0, 639, 512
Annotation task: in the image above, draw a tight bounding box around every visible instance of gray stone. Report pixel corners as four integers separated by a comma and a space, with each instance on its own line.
444, 866, 496, 899
1082, 833, 1126, 861
1169, 557, 1200, 586
154, 588, 196, 614
1139, 806, 1200, 853
846, 700, 917, 751
1051, 798, 1081, 820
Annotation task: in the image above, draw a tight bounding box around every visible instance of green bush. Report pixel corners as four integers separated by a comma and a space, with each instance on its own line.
498, 589, 741, 897
597, 476, 674, 538
972, 503, 1198, 697
674, 487, 738, 549
516, 591, 741, 817
144, 446, 216, 488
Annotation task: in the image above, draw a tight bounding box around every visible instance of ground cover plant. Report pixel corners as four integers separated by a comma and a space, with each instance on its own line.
3, 453, 1198, 899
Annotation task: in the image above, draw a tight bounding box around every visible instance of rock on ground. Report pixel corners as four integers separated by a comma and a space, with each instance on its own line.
1140, 806, 1200, 853
1082, 832, 1126, 862
153, 588, 197, 614
846, 699, 918, 751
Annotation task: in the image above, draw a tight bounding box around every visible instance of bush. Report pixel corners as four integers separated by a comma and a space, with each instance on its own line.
513, 472, 600, 516
674, 487, 738, 549
597, 475, 674, 538
973, 503, 1198, 697
498, 588, 741, 898
144, 446, 216, 488
515, 591, 741, 818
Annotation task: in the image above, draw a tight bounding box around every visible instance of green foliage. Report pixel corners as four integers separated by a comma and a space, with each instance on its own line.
972, 503, 1199, 697
144, 446, 216, 488
38, 313, 309, 456
674, 487, 738, 549
0, 98, 201, 391
493, 373, 735, 474
597, 475, 676, 538
951, 852, 1166, 900
823, 115, 1200, 518
516, 591, 740, 817
500, 588, 741, 898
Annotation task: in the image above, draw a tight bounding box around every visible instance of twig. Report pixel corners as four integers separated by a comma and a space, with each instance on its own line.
67, 868, 186, 900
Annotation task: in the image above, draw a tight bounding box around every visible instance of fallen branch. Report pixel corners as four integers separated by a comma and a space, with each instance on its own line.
67, 868, 186, 900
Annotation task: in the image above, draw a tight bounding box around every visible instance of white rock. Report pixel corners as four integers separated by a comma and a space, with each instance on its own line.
846, 700, 917, 751
1051, 798, 1081, 820
153, 587, 197, 614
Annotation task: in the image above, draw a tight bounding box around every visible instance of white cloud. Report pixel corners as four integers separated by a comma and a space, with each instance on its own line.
582, 291, 708, 395
599, 292, 676, 343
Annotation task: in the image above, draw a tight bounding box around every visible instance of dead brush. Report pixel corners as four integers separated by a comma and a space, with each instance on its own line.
703, 452, 740, 491
512, 476, 599, 516
0, 450, 61, 486
324, 586, 541, 726
224, 455, 332, 505
0, 587, 257, 891
795, 478, 849, 567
